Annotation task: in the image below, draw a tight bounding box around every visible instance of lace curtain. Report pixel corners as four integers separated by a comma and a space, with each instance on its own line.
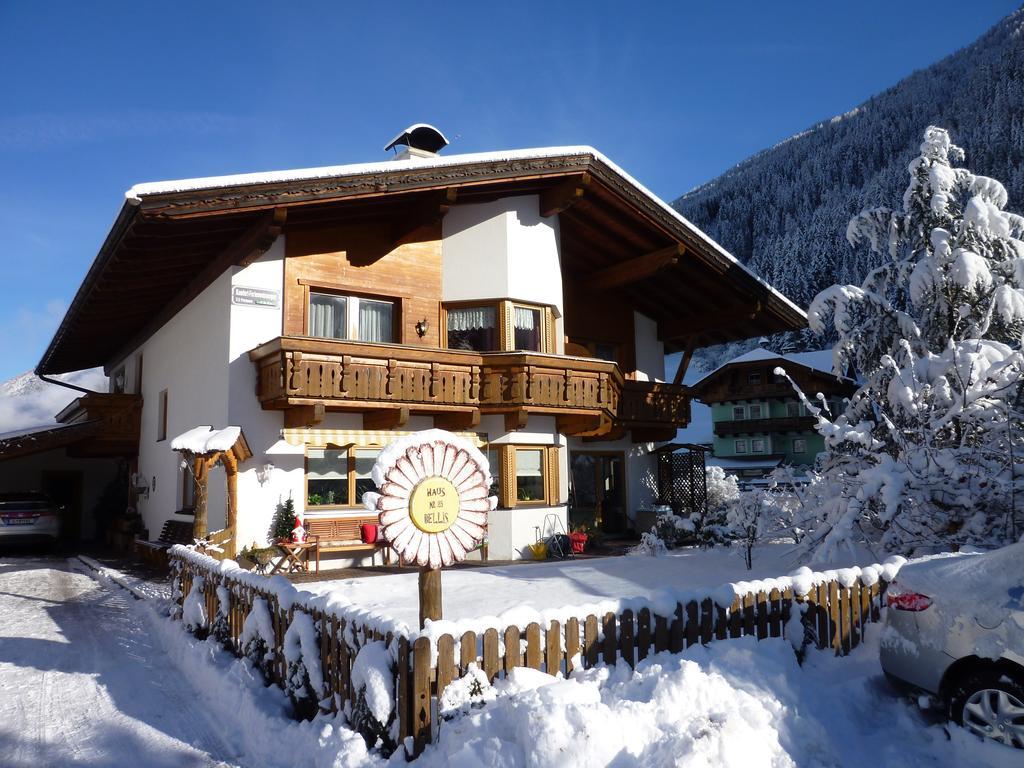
448, 306, 496, 332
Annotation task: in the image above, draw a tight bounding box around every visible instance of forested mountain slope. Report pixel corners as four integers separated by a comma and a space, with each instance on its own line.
673, 8, 1024, 366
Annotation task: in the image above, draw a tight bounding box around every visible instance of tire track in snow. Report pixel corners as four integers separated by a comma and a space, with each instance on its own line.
0, 557, 243, 767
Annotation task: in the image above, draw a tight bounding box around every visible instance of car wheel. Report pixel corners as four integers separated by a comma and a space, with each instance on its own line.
949, 669, 1024, 749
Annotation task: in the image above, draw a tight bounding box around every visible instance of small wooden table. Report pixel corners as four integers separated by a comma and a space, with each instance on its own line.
270, 541, 318, 574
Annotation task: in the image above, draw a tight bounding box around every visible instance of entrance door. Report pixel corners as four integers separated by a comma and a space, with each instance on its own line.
568, 452, 626, 534
40, 471, 83, 542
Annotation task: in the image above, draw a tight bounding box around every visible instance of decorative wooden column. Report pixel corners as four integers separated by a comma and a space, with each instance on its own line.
192, 456, 210, 540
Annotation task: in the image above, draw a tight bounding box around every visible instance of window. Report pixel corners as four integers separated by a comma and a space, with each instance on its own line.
748, 372, 762, 385
307, 448, 349, 507
514, 448, 546, 503
157, 389, 168, 441
732, 405, 745, 420
445, 300, 551, 353
749, 404, 763, 419
734, 439, 748, 454
306, 447, 381, 508
594, 343, 617, 362
513, 306, 542, 352
787, 401, 801, 418
447, 305, 498, 351
751, 438, 766, 453
487, 447, 502, 502
308, 291, 394, 343
792, 438, 807, 454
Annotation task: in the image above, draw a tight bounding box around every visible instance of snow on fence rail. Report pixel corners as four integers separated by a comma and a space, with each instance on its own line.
168, 546, 902, 758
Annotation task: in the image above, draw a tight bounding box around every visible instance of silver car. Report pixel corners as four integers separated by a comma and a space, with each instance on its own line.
0, 492, 61, 543
879, 541, 1024, 748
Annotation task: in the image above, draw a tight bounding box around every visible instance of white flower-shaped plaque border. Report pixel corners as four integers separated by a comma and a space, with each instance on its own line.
363, 429, 496, 569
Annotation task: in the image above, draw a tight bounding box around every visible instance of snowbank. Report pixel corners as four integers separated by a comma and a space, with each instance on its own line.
417, 636, 1018, 768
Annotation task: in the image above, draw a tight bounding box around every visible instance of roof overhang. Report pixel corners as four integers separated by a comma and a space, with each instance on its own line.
37, 147, 806, 375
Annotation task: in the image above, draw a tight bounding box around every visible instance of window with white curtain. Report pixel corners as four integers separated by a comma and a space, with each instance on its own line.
359, 299, 393, 343
514, 448, 545, 503
513, 306, 542, 351
447, 306, 497, 351
308, 291, 394, 343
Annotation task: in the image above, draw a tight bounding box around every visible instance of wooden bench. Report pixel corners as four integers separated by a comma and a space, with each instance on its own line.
305, 515, 390, 569
135, 519, 194, 569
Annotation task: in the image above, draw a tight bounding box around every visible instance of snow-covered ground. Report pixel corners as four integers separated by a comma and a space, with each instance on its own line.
4, 551, 1018, 767
0, 556, 239, 767
302, 542, 868, 630
420, 633, 1019, 768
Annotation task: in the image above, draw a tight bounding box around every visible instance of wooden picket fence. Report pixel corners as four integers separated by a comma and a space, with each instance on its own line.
170, 551, 890, 759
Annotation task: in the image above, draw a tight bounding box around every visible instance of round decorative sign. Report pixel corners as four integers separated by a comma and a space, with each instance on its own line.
409, 476, 459, 533
363, 429, 496, 569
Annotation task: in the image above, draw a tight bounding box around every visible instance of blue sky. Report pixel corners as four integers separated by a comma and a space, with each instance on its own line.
0, 0, 1018, 381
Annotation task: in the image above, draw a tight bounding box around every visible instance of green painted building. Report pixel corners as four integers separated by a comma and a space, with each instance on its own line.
691, 348, 855, 483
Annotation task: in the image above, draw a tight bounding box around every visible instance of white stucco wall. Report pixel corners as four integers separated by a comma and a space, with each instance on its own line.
633, 311, 665, 382
226, 240, 288, 549
442, 195, 563, 314
133, 270, 231, 540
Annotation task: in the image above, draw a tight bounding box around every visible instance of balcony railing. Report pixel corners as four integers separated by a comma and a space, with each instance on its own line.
54, 393, 142, 457
249, 336, 690, 437
714, 415, 815, 436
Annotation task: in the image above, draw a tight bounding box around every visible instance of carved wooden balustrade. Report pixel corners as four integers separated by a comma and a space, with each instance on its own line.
249, 337, 689, 437
619, 380, 691, 429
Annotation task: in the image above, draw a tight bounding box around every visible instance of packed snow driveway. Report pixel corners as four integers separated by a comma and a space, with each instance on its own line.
0, 557, 241, 767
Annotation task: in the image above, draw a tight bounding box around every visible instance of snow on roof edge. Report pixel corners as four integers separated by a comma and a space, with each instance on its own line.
125, 145, 805, 321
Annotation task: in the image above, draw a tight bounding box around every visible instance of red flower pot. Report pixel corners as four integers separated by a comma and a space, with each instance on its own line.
360, 523, 379, 544
569, 532, 588, 554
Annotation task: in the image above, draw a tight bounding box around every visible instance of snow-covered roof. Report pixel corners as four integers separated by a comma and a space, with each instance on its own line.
170, 426, 243, 455
694, 347, 843, 387
124, 146, 805, 321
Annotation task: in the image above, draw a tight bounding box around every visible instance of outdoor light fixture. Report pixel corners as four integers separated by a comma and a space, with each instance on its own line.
130, 472, 150, 500
256, 461, 275, 486
415, 318, 430, 337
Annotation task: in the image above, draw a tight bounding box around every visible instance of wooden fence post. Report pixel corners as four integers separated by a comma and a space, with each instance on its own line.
411, 637, 432, 757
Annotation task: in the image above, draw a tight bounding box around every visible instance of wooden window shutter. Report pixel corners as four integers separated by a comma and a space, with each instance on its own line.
499, 445, 516, 509
545, 446, 560, 505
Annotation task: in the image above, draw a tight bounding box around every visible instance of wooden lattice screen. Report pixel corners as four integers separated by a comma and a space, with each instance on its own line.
657, 447, 708, 517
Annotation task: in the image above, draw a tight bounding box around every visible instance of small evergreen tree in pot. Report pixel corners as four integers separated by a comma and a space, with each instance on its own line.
270, 496, 297, 543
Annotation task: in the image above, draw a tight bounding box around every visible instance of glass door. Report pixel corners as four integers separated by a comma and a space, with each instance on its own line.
569, 452, 626, 533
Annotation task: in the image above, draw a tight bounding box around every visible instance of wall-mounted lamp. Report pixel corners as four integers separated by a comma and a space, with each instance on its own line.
130, 472, 150, 500
415, 318, 430, 338
256, 461, 275, 486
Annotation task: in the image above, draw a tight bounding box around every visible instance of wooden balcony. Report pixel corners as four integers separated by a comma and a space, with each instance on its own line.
249, 336, 691, 438
620, 380, 691, 431
714, 415, 815, 436
54, 393, 142, 457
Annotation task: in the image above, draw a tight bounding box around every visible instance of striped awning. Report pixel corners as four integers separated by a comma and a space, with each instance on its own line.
282, 428, 487, 448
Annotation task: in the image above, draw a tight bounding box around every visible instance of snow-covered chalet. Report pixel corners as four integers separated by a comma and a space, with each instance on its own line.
35, 125, 806, 563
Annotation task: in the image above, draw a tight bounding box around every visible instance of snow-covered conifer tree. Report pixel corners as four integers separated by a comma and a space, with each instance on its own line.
790, 126, 1024, 558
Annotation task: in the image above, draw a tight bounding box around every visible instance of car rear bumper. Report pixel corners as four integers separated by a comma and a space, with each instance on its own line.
879, 609, 956, 695
0, 518, 60, 541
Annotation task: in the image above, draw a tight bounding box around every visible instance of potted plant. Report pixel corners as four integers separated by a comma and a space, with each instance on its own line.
569, 524, 589, 554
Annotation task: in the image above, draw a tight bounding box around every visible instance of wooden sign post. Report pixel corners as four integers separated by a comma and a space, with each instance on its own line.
419, 567, 442, 628
363, 430, 497, 630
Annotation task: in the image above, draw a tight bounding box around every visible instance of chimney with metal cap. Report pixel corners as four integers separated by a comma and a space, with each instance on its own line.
384, 123, 449, 161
